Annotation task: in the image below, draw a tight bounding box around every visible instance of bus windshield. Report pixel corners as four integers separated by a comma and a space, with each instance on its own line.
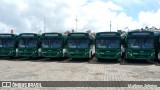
0, 38, 14, 48
128, 37, 154, 49
42, 38, 62, 48
19, 38, 37, 48
96, 38, 120, 49
68, 38, 89, 48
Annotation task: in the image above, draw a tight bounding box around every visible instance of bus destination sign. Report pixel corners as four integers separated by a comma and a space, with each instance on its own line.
22, 34, 34, 37
99, 33, 117, 36
45, 34, 59, 36
132, 32, 151, 35
70, 34, 86, 36
0, 35, 12, 37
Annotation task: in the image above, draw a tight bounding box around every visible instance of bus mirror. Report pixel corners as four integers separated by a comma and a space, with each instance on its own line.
90, 39, 94, 45
124, 42, 127, 48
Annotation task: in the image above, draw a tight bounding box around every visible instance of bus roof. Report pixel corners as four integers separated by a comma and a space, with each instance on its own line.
68, 32, 89, 37
0, 33, 18, 37
128, 30, 153, 33
153, 31, 160, 36
42, 32, 61, 34
42, 32, 62, 37
19, 33, 37, 35
0, 33, 17, 35
66, 32, 95, 40
96, 32, 120, 37
126, 30, 154, 36
19, 33, 39, 37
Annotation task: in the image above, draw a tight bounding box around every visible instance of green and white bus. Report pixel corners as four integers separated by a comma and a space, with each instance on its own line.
41, 33, 64, 58
65, 33, 95, 59
124, 30, 155, 61
17, 33, 41, 58
95, 32, 121, 60
0, 34, 18, 57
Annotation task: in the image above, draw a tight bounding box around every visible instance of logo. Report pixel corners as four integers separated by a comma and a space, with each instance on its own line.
1, 82, 42, 88
106, 51, 110, 52
2, 82, 11, 87
140, 51, 144, 53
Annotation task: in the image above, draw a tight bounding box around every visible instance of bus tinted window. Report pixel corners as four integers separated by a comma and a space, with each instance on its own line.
42, 38, 62, 48
0, 38, 14, 48
96, 38, 120, 48
68, 38, 89, 48
19, 38, 37, 48
128, 37, 154, 48
131, 32, 151, 35
4, 38, 14, 48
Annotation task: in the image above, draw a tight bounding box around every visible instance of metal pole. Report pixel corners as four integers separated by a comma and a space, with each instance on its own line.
44, 17, 46, 33
75, 15, 78, 32
110, 20, 111, 32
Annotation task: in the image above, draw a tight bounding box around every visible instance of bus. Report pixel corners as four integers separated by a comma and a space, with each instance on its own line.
0, 34, 18, 57
41, 33, 64, 58
153, 31, 160, 60
124, 30, 155, 61
17, 33, 41, 58
95, 32, 121, 60
65, 33, 95, 59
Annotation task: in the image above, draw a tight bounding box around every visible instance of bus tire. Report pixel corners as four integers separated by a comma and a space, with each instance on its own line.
10, 56, 14, 59
91, 51, 92, 58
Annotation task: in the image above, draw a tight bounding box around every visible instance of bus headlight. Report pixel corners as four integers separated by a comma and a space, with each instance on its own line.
33, 51, 38, 54
100, 52, 104, 54
57, 51, 61, 54
96, 52, 99, 55
85, 52, 89, 55
151, 52, 155, 56
116, 52, 121, 56
9, 50, 14, 54
127, 52, 133, 56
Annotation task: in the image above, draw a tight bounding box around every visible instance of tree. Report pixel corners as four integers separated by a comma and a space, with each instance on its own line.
145, 26, 148, 30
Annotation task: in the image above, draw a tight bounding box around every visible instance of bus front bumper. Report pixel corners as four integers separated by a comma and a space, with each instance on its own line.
95, 49, 121, 59
41, 48, 63, 58
18, 49, 39, 57
0, 49, 16, 57
66, 49, 90, 58
126, 52, 155, 60
41, 51, 63, 58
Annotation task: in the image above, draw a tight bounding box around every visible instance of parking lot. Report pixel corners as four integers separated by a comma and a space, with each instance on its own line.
0, 58, 160, 90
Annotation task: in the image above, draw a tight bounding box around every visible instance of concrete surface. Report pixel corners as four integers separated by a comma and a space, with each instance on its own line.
0, 58, 160, 90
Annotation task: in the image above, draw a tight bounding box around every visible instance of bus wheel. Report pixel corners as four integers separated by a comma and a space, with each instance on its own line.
118, 58, 122, 63
120, 58, 128, 65
91, 51, 92, 58
9, 56, 14, 59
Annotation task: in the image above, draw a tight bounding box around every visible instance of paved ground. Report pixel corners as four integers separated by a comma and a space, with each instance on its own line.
0, 58, 160, 90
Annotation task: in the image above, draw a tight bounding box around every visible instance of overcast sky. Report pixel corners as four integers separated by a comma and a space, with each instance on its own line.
0, 0, 160, 34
